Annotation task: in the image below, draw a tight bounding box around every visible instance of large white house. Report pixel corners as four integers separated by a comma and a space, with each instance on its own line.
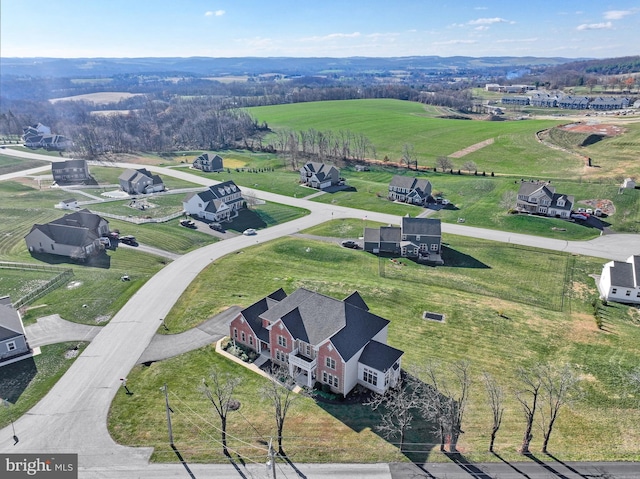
598, 255, 640, 304
182, 180, 244, 222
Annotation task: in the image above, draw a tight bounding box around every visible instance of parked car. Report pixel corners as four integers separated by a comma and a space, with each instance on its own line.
120, 235, 138, 246
180, 219, 196, 228
571, 213, 587, 221
586, 208, 593, 215
577, 207, 587, 213
341, 240, 359, 249
209, 222, 224, 232
243, 228, 257, 236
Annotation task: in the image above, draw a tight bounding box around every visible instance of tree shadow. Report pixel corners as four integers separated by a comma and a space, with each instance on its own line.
0, 357, 37, 403
171, 444, 197, 479
544, 452, 590, 479
524, 452, 571, 479
440, 245, 490, 269
445, 452, 493, 479
282, 455, 308, 479
492, 451, 532, 478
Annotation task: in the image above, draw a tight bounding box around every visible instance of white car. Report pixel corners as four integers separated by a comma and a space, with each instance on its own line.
243, 228, 257, 236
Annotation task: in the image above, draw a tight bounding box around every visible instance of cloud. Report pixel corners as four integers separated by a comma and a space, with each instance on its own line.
495, 37, 538, 44
468, 17, 508, 25
432, 39, 477, 46
576, 21, 612, 31
205, 10, 225, 17
301, 32, 361, 42
474, 26, 490, 31
604, 9, 634, 20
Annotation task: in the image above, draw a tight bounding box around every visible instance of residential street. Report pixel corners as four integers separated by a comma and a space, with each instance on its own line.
1, 147, 638, 477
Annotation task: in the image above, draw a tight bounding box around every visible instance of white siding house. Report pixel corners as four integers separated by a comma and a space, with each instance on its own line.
598, 255, 640, 304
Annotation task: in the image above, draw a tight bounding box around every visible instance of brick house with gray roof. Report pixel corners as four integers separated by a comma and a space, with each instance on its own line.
388, 175, 433, 206
229, 288, 403, 396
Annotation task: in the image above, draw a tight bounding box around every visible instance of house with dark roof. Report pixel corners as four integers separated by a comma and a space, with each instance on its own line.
182, 180, 244, 222
0, 296, 31, 367
515, 180, 574, 219
364, 216, 443, 264
24, 209, 110, 260
299, 162, 341, 190
388, 175, 433, 206
22, 124, 73, 151
118, 168, 165, 195
229, 288, 403, 395
598, 255, 640, 305
193, 153, 224, 172
52, 159, 91, 184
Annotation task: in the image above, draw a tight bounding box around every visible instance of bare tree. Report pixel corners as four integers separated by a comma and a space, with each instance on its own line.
199, 367, 242, 457
418, 360, 471, 453
462, 161, 477, 174
260, 367, 298, 456
243, 191, 260, 210
436, 156, 453, 172
539, 363, 579, 454
500, 190, 517, 210
515, 365, 543, 455
365, 375, 420, 451
482, 372, 504, 453
402, 143, 416, 170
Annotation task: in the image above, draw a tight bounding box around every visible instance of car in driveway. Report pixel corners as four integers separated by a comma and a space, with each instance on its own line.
341, 240, 359, 249
243, 228, 257, 236
119, 235, 138, 246
180, 219, 196, 228
571, 213, 588, 221
209, 222, 225, 232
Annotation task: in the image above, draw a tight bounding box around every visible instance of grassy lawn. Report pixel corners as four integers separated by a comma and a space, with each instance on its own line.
108, 231, 640, 463
0, 342, 88, 430
0, 152, 49, 175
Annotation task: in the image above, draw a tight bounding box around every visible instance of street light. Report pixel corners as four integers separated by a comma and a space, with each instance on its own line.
2, 398, 18, 444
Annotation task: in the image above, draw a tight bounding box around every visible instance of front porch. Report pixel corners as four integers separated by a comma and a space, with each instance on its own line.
288, 348, 317, 388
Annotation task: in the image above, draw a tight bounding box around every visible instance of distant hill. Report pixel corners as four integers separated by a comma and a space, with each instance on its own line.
0, 56, 582, 78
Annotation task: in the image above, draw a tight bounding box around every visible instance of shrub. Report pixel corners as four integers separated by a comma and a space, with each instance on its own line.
322, 383, 332, 394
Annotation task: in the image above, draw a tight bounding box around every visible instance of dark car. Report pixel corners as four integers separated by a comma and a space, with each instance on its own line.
120, 235, 138, 246
209, 222, 224, 232
341, 240, 359, 249
180, 219, 196, 228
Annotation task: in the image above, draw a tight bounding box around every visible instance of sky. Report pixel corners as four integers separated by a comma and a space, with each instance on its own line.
1, 0, 639, 59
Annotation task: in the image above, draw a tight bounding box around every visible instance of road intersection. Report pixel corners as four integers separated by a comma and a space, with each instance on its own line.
1, 148, 638, 477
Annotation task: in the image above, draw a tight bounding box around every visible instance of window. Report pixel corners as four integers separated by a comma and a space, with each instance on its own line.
277, 335, 287, 348
637, 292, 640, 298
249, 336, 253, 346
611, 288, 617, 294
276, 350, 288, 363
241, 331, 246, 342
323, 371, 339, 388
626, 290, 631, 296
430, 243, 439, 251
326, 357, 336, 370
7, 341, 16, 351
233, 328, 238, 339
362, 367, 377, 387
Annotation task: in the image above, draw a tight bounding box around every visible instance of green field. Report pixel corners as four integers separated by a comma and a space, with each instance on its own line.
108, 232, 640, 463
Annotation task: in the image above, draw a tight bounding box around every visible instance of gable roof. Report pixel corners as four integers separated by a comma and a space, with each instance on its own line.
26, 209, 107, 246
401, 217, 441, 236
609, 256, 640, 289
517, 181, 555, 198
240, 288, 288, 343
302, 162, 339, 181
358, 340, 404, 372
343, 291, 369, 311
192, 181, 241, 203
389, 176, 432, 195
0, 296, 25, 341
51, 159, 87, 171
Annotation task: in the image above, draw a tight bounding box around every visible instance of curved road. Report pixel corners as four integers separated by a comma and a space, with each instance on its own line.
1, 147, 638, 478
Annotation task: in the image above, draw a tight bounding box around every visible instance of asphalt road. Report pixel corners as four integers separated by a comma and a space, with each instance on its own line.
1, 147, 638, 478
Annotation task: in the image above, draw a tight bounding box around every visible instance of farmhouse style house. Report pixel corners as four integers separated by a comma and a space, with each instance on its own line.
0, 296, 31, 367
25, 209, 110, 260
193, 153, 224, 172
364, 216, 443, 264
118, 168, 165, 195
514, 180, 574, 218
388, 175, 433, 206
598, 255, 640, 305
22, 123, 73, 151
229, 288, 403, 396
52, 159, 91, 184
183, 180, 244, 222
299, 162, 340, 190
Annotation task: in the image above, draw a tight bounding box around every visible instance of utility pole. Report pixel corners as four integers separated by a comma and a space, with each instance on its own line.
161, 384, 174, 446
267, 437, 277, 478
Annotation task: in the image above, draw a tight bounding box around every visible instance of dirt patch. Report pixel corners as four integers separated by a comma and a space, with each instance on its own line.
449, 138, 494, 158
559, 122, 626, 137
579, 199, 616, 216
569, 312, 602, 342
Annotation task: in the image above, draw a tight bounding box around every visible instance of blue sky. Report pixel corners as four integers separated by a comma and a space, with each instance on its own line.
1, 1, 638, 58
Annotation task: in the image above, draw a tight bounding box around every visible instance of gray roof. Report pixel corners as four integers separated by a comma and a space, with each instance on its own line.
379, 226, 401, 242
27, 209, 106, 247
51, 159, 87, 171
389, 176, 432, 197
240, 289, 287, 343
301, 162, 338, 181
610, 260, 637, 288
517, 181, 555, 198
0, 296, 25, 341
192, 181, 241, 204
344, 291, 369, 311
358, 340, 404, 372
401, 217, 441, 236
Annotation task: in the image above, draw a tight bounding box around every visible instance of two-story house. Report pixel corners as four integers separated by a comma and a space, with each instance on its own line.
0, 296, 31, 367
118, 168, 165, 195
363, 216, 443, 264
388, 175, 433, 206
598, 255, 640, 305
228, 288, 403, 396
52, 159, 91, 184
299, 162, 341, 190
24, 209, 110, 260
193, 153, 224, 172
515, 180, 574, 218
182, 180, 244, 222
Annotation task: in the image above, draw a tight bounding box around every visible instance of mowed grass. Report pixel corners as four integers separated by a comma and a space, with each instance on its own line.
249, 99, 578, 176
0, 152, 49, 175
109, 232, 640, 463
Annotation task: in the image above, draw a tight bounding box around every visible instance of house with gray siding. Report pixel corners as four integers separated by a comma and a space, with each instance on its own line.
299, 162, 341, 190
118, 168, 165, 195
193, 153, 224, 172
515, 180, 573, 218
0, 296, 31, 367
388, 176, 432, 206
52, 159, 91, 184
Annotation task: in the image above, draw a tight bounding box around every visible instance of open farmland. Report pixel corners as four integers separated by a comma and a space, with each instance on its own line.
49, 91, 143, 105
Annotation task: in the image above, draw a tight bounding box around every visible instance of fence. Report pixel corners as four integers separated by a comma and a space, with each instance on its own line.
0, 262, 74, 309
89, 210, 185, 224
